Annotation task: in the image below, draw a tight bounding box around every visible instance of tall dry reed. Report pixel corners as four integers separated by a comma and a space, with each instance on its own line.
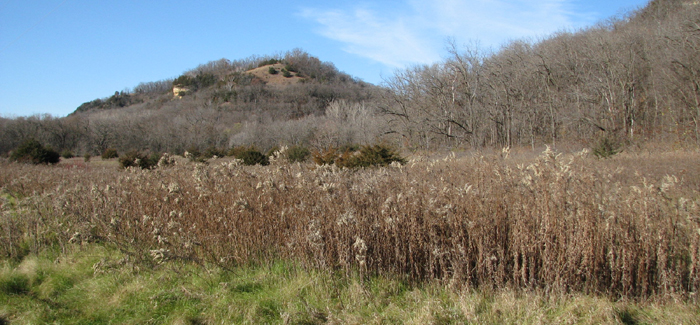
1, 148, 698, 299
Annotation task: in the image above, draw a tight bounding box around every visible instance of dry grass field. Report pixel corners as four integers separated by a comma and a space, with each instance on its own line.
3, 147, 700, 297
1, 146, 700, 323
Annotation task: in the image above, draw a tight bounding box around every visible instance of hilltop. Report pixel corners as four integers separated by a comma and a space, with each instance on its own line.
246, 63, 306, 86
71, 50, 373, 117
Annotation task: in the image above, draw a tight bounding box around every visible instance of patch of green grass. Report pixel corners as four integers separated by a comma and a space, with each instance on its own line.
0, 273, 30, 295
0, 244, 699, 324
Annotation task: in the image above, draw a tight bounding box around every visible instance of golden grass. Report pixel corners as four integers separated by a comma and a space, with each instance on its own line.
1, 147, 699, 300
246, 63, 305, 86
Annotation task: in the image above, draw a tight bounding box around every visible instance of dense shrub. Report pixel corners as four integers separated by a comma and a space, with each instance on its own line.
287, 145, 311, 163
337, 144, 406, 168
101, 148, 119, 159
118, 151, 161, 169
173, 73, 216, 90
73, 91, 137, 113
83, 153, 91, 162
282, 69, 292, 78
184, 146, 226, 163
118, 150, 141, 168
339, 144, 360, 153
312, 147, 339, 165
312, 145, 360, 166
61, 150, 75, 159
193, 73, 217, 89
258, 58, 281, 67
312, 144, 405, 168
185, 147, 202, 161
268, 66, 278, 75
227, 146, 251, 158
203, 146, 227, 159
9, 139, 60, 165
173, 75, 194, 87
593, 136, 621, 159
237, 148, 269, 166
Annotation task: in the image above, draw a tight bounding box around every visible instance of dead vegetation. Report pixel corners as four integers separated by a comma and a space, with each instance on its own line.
1, 147, 699, 300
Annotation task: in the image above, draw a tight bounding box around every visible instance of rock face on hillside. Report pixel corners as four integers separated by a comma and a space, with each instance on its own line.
172, 86, 191, 98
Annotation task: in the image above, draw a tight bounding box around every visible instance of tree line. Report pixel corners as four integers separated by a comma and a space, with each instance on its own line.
380, 0, 700, 149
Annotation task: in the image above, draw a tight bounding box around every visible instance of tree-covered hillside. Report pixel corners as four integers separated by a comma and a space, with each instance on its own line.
72, 49, 371, 116
380, 0, 700, 149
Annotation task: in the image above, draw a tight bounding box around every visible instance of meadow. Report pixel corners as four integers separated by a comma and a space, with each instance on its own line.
1, 146, 699, 323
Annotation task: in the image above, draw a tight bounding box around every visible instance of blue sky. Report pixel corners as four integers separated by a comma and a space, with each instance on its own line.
0, 0, 649, 117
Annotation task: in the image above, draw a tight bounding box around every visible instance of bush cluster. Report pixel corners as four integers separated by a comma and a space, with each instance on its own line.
236, 148, 269, 166
186, 146, 228, 162
109, 143, 400, 168
9, 139, 60, 165
284, 63, 298, 73
593, 136, 621, 159
312, 147, 339, 165
258, 58, 281, 67
118, 151, 161, 169
182, 145, 271, 166
340, 144, 406, 168
286, 145, 310, 163
101, 148, 119, 160
203, 146, 227, 159
172, 72, 217, 91
61, 150, 75, 159
312, 144, 405, 168
226, 146, 246, 158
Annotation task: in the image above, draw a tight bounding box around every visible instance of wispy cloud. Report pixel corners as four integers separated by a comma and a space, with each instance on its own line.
415, 0, 584, 43
299, 7, 441, 67
299, 0, 593, 68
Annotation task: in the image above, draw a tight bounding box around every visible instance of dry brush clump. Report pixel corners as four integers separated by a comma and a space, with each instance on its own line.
0, 148, 699, 299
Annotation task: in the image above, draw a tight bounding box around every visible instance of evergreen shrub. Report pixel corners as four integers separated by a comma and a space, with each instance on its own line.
119, 151, 161, 169
237, 148, 269, 166
287, 145, 310, 163
10, 139, 60, 165
101, 148, 119, 159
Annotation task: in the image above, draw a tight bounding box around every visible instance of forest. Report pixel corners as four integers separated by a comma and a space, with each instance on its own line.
1, 0, 700, 157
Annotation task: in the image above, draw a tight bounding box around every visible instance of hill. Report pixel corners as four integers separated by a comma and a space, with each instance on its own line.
48, 49, 382, 156
71, 50, 372, 116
